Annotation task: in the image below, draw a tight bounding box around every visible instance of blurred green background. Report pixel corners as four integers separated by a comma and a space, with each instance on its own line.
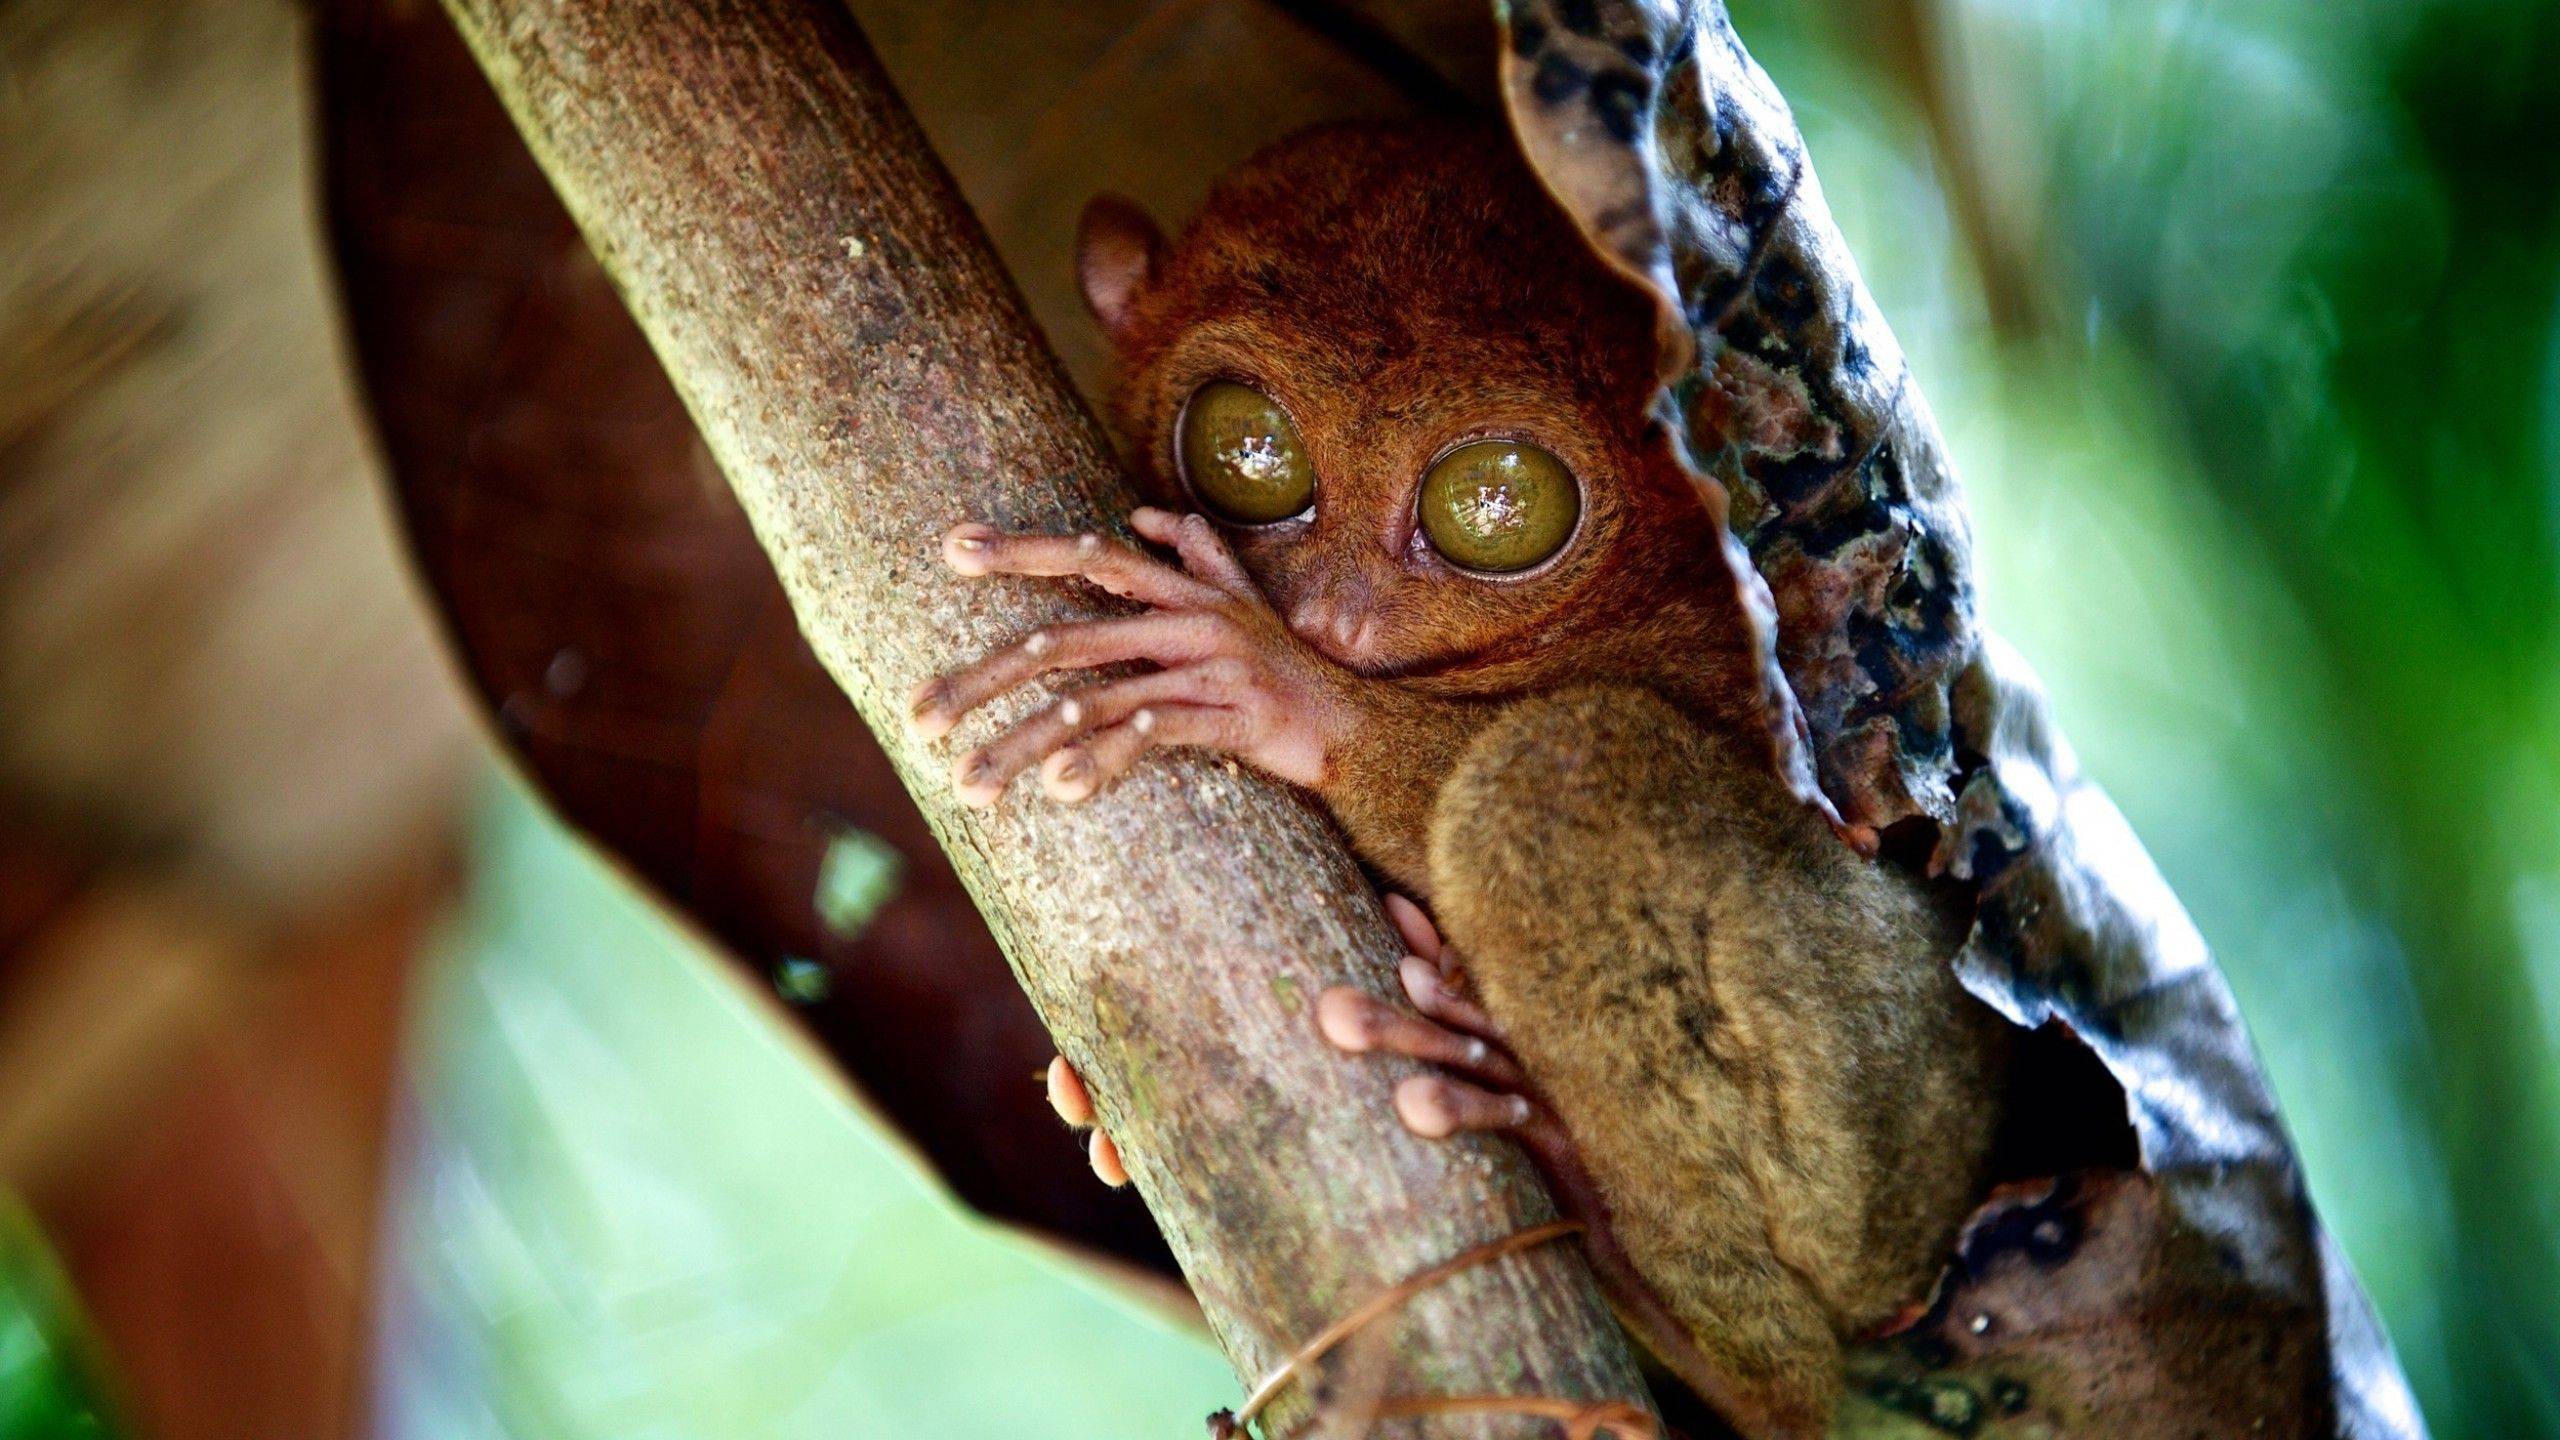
5, 0, 2556, 1436
1742, 2, 2560, 1433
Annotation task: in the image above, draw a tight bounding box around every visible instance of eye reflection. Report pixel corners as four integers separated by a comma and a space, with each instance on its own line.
1417, 440, 1579, 573
1178, 381, 1314, 523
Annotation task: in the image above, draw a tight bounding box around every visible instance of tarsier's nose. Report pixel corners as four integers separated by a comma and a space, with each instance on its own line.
1287, 593, 1376, 667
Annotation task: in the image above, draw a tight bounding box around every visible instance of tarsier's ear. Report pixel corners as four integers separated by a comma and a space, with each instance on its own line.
1076, 194, 1163, 342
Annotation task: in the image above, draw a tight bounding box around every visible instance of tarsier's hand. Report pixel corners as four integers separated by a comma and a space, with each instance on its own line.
909, 507, 1368, 806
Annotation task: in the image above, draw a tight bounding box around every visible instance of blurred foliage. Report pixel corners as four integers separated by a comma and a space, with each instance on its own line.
0, 1204, 117, 1440
1737, 0, 2560, 1434
372, 782, 1230, 1439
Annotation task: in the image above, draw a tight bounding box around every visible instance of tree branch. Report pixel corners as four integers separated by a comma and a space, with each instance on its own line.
430, 0, 1653, 1428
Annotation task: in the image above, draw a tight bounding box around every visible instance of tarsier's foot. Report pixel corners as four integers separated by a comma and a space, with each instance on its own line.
1036, 893, 1499, 1187
1040, 894, 1540, 1187
1336, 899, 1810, 1440
1316, 895, 1547, 1146
1044, 898, 1770, 1431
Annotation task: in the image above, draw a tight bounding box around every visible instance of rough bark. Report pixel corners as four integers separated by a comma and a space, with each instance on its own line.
431, 0, 1652, 1429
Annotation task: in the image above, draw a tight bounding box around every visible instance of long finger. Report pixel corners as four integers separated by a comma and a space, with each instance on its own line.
1398, 955, 1501, 1039
959, 666, 1233, 806
1131, 507, 1256, 595
943, 523, 1222, 610
909, 611, 1230, 740
1315, 988, 1525, 1090
1037, 703, 1247, 801
1394, 1074, 1535, 1140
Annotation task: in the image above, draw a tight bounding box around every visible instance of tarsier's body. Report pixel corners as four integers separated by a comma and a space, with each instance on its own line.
916, 123, 2010, 1436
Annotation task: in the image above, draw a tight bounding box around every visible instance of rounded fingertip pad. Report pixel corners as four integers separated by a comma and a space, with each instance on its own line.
906, 678, 955, 740
941, 523, 998, 575
952, 749, 1004, 808
1394, 1076, 1460, 1139
1129, 506, 1179, 543
1381, 892, 1439, 959
1315, 987, 1379, 1052
1398, 955, 1446, 1010
1088, 1130, 1130, 1188
1040, 747, 1099, 803
1044, 1055, 1093, 1127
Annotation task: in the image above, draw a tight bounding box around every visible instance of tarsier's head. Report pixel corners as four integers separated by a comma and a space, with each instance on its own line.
1077, 121, 1733, 684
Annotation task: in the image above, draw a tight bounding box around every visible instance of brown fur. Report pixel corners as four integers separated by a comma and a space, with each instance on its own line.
1433, 688, 2008, 1432
1084, 121, 2009, 1434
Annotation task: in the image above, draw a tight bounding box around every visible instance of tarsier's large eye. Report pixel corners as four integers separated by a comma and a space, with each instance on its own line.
1417, 440, 1580, 574
1178, 381, 1315, 523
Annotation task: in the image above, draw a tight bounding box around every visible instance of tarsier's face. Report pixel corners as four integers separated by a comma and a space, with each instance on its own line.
1082, 122, 1729, 683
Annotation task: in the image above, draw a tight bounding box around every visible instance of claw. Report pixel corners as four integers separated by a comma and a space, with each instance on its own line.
907, 679, 955, 739
953, 749, 1003, 807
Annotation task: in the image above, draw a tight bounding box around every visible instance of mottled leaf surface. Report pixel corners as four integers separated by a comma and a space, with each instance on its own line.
1501, 3, 2418, 1434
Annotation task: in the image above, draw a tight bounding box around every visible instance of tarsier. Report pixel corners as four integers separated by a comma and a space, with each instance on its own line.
908, 121, 2012, 1437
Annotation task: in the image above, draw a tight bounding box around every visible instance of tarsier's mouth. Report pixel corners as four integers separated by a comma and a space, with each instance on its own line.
1296, 631, 1404, 678
1303, 632, 1501, 685
1284, 607, 1424, 679
1281, 590, 1528, 683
